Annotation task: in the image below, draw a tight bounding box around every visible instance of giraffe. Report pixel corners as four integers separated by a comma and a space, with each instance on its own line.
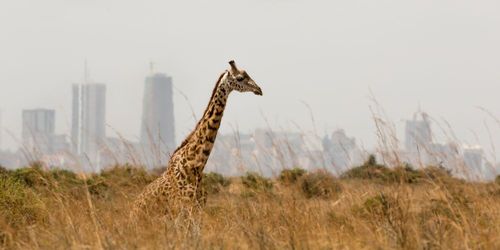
133, 60, 262, 216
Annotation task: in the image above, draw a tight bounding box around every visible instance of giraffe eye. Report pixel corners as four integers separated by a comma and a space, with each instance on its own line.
236, 75, 244, 82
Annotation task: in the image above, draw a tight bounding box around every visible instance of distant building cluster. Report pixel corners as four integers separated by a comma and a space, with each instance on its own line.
398, 112, 493, 180
0, 68, 498, 180
205, 129, 366, 177
322, 129, 364, 174
21, 109, 69, 166
204, 112, 498, 179
0, 66, 175, 172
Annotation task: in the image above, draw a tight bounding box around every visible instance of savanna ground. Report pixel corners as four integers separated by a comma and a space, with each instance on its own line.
1, 158, 499, 249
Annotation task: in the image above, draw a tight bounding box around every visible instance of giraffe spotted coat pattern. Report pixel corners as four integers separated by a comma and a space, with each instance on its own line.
133, 61, 262, 215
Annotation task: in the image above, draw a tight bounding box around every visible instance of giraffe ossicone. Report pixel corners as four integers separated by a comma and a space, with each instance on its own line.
133, 60, 262, 216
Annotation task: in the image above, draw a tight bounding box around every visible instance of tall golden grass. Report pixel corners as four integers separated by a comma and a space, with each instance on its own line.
0, 162, 499, 249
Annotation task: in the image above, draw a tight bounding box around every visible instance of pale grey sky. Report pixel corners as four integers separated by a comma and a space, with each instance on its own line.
0, 0, 499, 160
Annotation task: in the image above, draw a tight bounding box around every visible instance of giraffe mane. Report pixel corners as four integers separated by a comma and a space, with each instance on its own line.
171, 71, 227, 156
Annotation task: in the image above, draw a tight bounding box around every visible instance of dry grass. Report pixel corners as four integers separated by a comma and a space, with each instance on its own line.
0, 164, 499, 250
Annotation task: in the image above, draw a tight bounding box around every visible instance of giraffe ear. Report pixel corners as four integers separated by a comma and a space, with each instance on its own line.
228, 60, 238, 73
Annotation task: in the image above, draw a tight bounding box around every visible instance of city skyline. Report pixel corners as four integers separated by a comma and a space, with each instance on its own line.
0, 68, 497, 160
1, 1, 499, 161
0, 66, 496, 179
0, 66, 497, 161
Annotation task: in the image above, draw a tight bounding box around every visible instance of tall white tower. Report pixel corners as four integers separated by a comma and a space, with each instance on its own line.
71, 63, 106, 171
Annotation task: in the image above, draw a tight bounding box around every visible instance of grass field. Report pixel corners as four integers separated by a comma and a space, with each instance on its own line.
0, 160, 499, 249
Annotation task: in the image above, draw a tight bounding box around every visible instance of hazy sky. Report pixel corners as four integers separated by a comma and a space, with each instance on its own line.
0, 0, 499, 160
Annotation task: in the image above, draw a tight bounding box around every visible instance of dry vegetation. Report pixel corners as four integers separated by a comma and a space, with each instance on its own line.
0, 159, 499, 250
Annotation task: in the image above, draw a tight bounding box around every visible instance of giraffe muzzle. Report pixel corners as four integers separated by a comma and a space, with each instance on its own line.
251, 86, 263, 96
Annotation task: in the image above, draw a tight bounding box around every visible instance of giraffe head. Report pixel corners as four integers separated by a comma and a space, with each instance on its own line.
225, 60, 263, 96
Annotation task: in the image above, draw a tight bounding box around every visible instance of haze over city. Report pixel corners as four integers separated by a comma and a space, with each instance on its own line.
2, 2, 500, 248
1, 0, 499, 160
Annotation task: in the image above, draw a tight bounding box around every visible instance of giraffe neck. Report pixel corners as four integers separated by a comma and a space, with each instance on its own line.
183, 73, 231, 169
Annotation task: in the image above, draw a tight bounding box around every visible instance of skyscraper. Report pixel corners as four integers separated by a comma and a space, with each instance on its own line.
322, 129, 363, 172
405, 112, 432, 153
463, 145, 484, 178
21, 109, 55, 154
405, 112, 433, 165
71, 83, 106, 171
140, 73, 175, 167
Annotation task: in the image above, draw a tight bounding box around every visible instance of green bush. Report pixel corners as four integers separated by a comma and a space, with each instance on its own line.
2, 165, 156, 200
241, 172, 273, 192
82, 165, 156, 199
0, 176, 45, 227
279, 167, 307, 184
341, 156, 396, 182
419, 166, 452, 181
48, 169, 83, 188
11, 165, 49, 188
9, 166, 88, 198
85, 175, 111, 199
202, 172, 230, 194
50, 168, 78, 180
342, 155, 448, 184
392, 164, 422, 184
300, 170, 341, 199
100, 165, 155, 187
0, 166, 9, 176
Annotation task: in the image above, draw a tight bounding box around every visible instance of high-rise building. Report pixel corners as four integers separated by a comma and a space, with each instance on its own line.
140, 73, 175, 167
405, 112, 433, 165
21, 109, 55, 154
463, 145, 484, 178
322, 129, 363, 173
71, 83, 106, 171
427, 142, 460, 169
405, 112, 432, 152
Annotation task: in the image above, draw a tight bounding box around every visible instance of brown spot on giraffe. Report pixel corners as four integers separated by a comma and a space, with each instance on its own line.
132, 60, 262, 216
